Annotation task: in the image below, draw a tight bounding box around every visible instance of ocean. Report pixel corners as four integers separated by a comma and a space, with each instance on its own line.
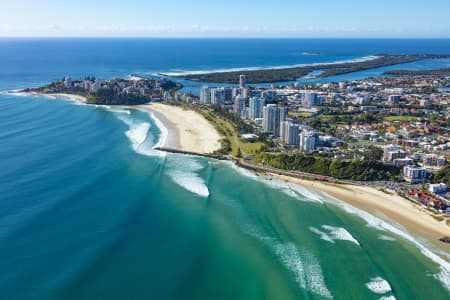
0, 38, 449, 299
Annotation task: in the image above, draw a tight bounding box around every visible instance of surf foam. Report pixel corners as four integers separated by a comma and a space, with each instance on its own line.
378, 235, 397, 241
274, 243, 333, 299
241, 223, 332, 298
167, 170, 210, 197
309, 225, 360, 246
125, 122, 150, 150
321, 194, 450, 292
149, 111, 168, 149
366, 277, 392, 294
165, 156, 210, 198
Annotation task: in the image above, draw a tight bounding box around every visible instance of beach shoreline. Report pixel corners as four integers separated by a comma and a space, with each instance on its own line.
138, 103, 222, 154
268, 173, 450, 250
17, 92, 221, 154
22, 91, 450, 250
10, 91, 88, 103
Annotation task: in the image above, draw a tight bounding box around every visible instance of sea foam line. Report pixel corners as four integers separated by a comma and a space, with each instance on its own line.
148, 111, 168, 149
160, 55, 379, 77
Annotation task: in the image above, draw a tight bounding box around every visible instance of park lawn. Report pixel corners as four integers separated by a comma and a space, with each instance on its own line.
383, 115, 421, 122
200, 109, 263, 156
288, 111, 314, 118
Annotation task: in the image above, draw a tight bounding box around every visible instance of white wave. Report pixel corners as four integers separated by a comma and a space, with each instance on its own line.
321, 225, 360, 246
309, 225, 360, 246
4, 91, 27, 97
321, 194, 450, 292
106, 107, 131, 115
274, 243, 333, 299
2, 89, 21, 93
164, 156, 209, 197
165, 155, 204, 171
221, 160, 260, 180
128, 75, 144, 81
309, 227, 335, 243
167, 169, 209, 197
380, 296, 396, 300
114, 111, 168, 157
242, 223, 332, 298
366, 277, 392, 294
125, 122, 150, 150
148, 111, 168, 149
287, 184, 324, 204
378, 235, 397, 241
71, 101, 87, 106
161, 55, 379, 77
216, 160, 324, 204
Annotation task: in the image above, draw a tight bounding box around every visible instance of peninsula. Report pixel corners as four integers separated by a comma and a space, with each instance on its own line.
23, 75, 182, 105
171, 54, 450, 84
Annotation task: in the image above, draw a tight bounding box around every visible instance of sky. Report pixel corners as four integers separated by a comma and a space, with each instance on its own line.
1, 0, 450, 38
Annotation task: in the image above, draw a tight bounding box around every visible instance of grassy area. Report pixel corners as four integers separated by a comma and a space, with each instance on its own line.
383, 115, 420, 122
288, 111, 314, 118
198, 109, 263, 156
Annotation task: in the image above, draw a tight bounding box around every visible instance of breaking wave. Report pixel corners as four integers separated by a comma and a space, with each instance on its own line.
274, 243, 333, 299
378, 234, 397, 241
365, 277, 392, 294
167, 170, 210, 197
125, 122, 151, 150
165, 156, 209, 198
114, 110, 167, 157
321, 194, 450, 292
242, 225, 332, 298
309, 225, 360, 246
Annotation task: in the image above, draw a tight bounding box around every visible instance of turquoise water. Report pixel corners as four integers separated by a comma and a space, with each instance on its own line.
1, 39, 450, 299
0, 93, 449, 299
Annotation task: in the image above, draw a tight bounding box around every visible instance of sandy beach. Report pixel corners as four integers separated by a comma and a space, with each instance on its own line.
20, 92, 88, 103
138, 103, 222, 154
271, 174, 450, 245
49, 93, 87, 103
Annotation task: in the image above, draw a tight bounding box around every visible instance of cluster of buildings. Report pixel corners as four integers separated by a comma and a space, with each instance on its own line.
382, 145, 447, 183
197, 75, 340, 153
53, 76, 169, 100
408, 189, 448, 211
192, 75, 449, 161
175, 73, 450, 211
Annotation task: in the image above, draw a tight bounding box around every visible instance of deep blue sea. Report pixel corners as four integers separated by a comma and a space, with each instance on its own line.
0, 39, 450, 299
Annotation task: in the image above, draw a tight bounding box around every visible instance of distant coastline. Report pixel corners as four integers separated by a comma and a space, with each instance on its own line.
161, 55, 379, 77
171, 54, 450, 84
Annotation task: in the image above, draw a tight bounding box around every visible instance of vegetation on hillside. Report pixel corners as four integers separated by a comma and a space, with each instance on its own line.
252, 152, 400, 181
87, 88, 149, 105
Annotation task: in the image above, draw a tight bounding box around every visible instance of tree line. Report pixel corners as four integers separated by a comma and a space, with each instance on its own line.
252, 152, 400, 181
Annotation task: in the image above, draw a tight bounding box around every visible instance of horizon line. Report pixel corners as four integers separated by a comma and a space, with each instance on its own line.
1, 36, 450, 39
